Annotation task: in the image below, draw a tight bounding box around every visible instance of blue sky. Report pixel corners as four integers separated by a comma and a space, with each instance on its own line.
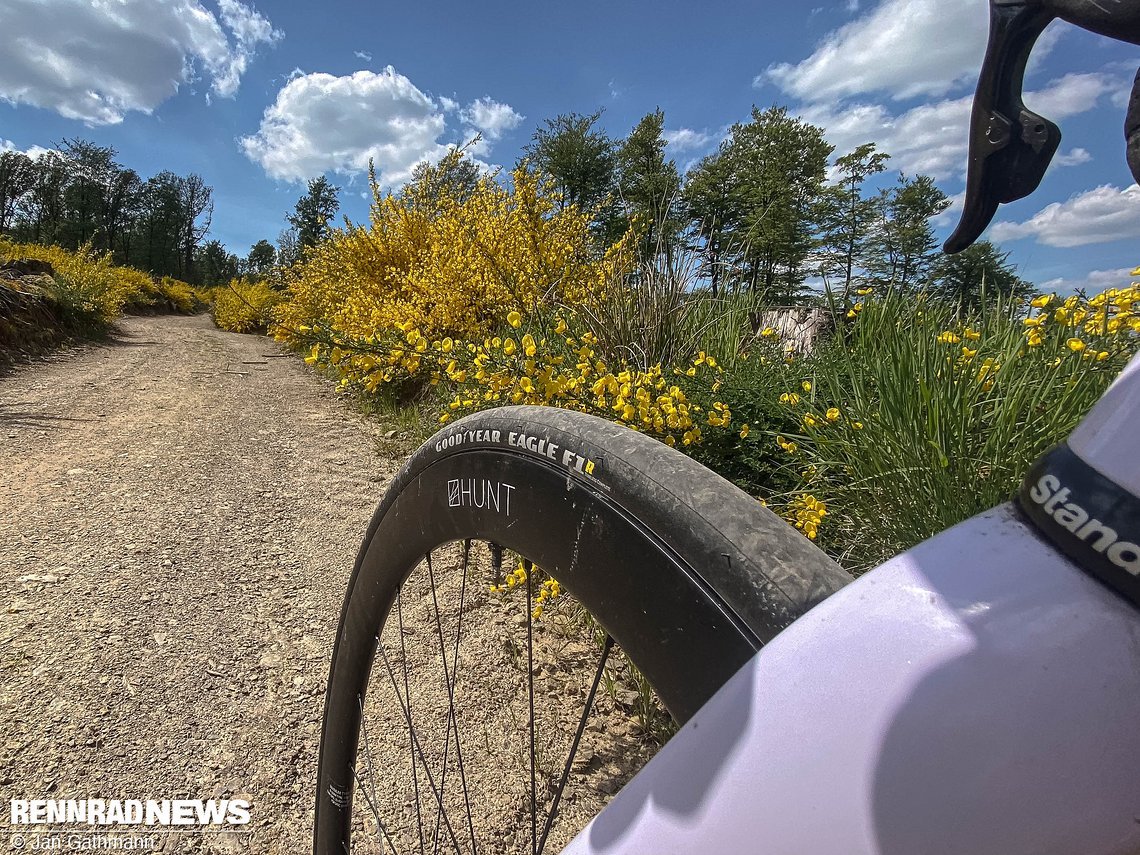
2, 0, 1139, 293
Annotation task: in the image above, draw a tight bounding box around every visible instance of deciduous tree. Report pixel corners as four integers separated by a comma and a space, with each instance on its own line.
815, 143, 889, 301
405, 148, 483, 216
870, 174, 949, 292
0, 150, 34, 235
246, 239, 277, 276
723, 107, 832, 301
613, 109, 682, 261
682, 150, 739, 295
522, 109, 615, 216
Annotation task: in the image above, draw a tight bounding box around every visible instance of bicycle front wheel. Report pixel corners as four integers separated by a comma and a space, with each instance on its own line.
314, 405, 850, 854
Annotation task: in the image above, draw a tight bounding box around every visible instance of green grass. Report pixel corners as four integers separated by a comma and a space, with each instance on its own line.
717, 287, 1136, 571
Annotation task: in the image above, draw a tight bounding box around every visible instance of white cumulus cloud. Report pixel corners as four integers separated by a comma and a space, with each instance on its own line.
761, 0, 1068, 104
801, 72, 1119, 180
663, 128, 714, 153
241, 68, 523, 185
1038, 266, 1135, 295
1053, 147, 1092, 167
990, 184, 1140, 247
459, 97, 524, 142
1, 140, 53, 160
1023, 71, 1125, 117
761, 0, 990, 102
0, 0, 281, 125
241, 68, 448, 184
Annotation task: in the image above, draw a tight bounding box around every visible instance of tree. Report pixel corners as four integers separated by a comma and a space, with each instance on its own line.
722, 107, 833, 301
288, 176, 340, 249
929, 240, 1034, 310
103, 167, 141, 263
869, 174, 949, 292
0, 150, 34, 235
522, 109, 615, 215
815, 143, 889, 301
57, 139, 120, 250
132, 171, 183, 276
18, 150, 70, 244
246, 240, 277, 276
1, 142, 217, 280
404, 148, 483, 216
682, 150, 739, 295
613, 109, 682, 260
276, 228, 302, 268
195, 240, 239, 287
178, 173, 213, 282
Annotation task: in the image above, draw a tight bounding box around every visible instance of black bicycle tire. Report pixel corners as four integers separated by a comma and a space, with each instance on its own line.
314, 405, 851, 854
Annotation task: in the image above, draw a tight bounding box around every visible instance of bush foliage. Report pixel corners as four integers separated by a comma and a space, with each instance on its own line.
211, 280, 282, 333
0, 238, 204, 337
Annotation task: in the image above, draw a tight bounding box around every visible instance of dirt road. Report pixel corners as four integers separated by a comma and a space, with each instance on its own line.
0, 314, 397, 852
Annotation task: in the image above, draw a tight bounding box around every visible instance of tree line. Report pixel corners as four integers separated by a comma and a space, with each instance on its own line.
515, 106, 1031, 308
3, 105, 1031, 308
0, 140, 219, 284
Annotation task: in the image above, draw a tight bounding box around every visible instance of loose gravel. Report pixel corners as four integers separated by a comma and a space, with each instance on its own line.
0, 314, 396, 852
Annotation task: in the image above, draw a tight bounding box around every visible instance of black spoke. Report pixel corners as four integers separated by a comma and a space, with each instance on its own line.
379, 639, 464, 854
354, 546, 655, 855
526, 559, 537, 855
536, 634, 614, 855
424, 552, 450, 854
450, 542, 478, 855
351, 723, 399, 855
489, 542, 503, 588
424, 547, 478, 855
397, 591, 426, 854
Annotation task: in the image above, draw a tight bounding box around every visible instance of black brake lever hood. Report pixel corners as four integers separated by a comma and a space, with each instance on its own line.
944, 1, 1060, 253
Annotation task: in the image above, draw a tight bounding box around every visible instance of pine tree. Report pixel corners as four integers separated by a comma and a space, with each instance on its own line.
288, 177, 340, 248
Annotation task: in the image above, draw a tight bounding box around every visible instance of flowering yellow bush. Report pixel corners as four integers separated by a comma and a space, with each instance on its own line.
155, 276, 207, 314
307, 309, 736, 450
274, 158, 632, 356
1021, 284, 1138, 352
212, 280, 281, 333
0, 239, 203, 320
0, 238, 146, 322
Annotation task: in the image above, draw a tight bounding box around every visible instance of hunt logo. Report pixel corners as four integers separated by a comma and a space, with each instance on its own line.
1027, 473, 1139, 575
447, 478, 515, 516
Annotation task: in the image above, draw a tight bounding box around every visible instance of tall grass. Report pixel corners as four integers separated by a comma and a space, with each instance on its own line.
762, 286, 1135, 570
577, 241, 765, 371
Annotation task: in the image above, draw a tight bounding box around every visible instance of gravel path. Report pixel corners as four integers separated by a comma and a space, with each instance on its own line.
0, 314, 397, 852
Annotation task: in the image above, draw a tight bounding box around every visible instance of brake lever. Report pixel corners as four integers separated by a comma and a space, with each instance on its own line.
947, 0, 1140, 254
944, 1, 1060, 253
